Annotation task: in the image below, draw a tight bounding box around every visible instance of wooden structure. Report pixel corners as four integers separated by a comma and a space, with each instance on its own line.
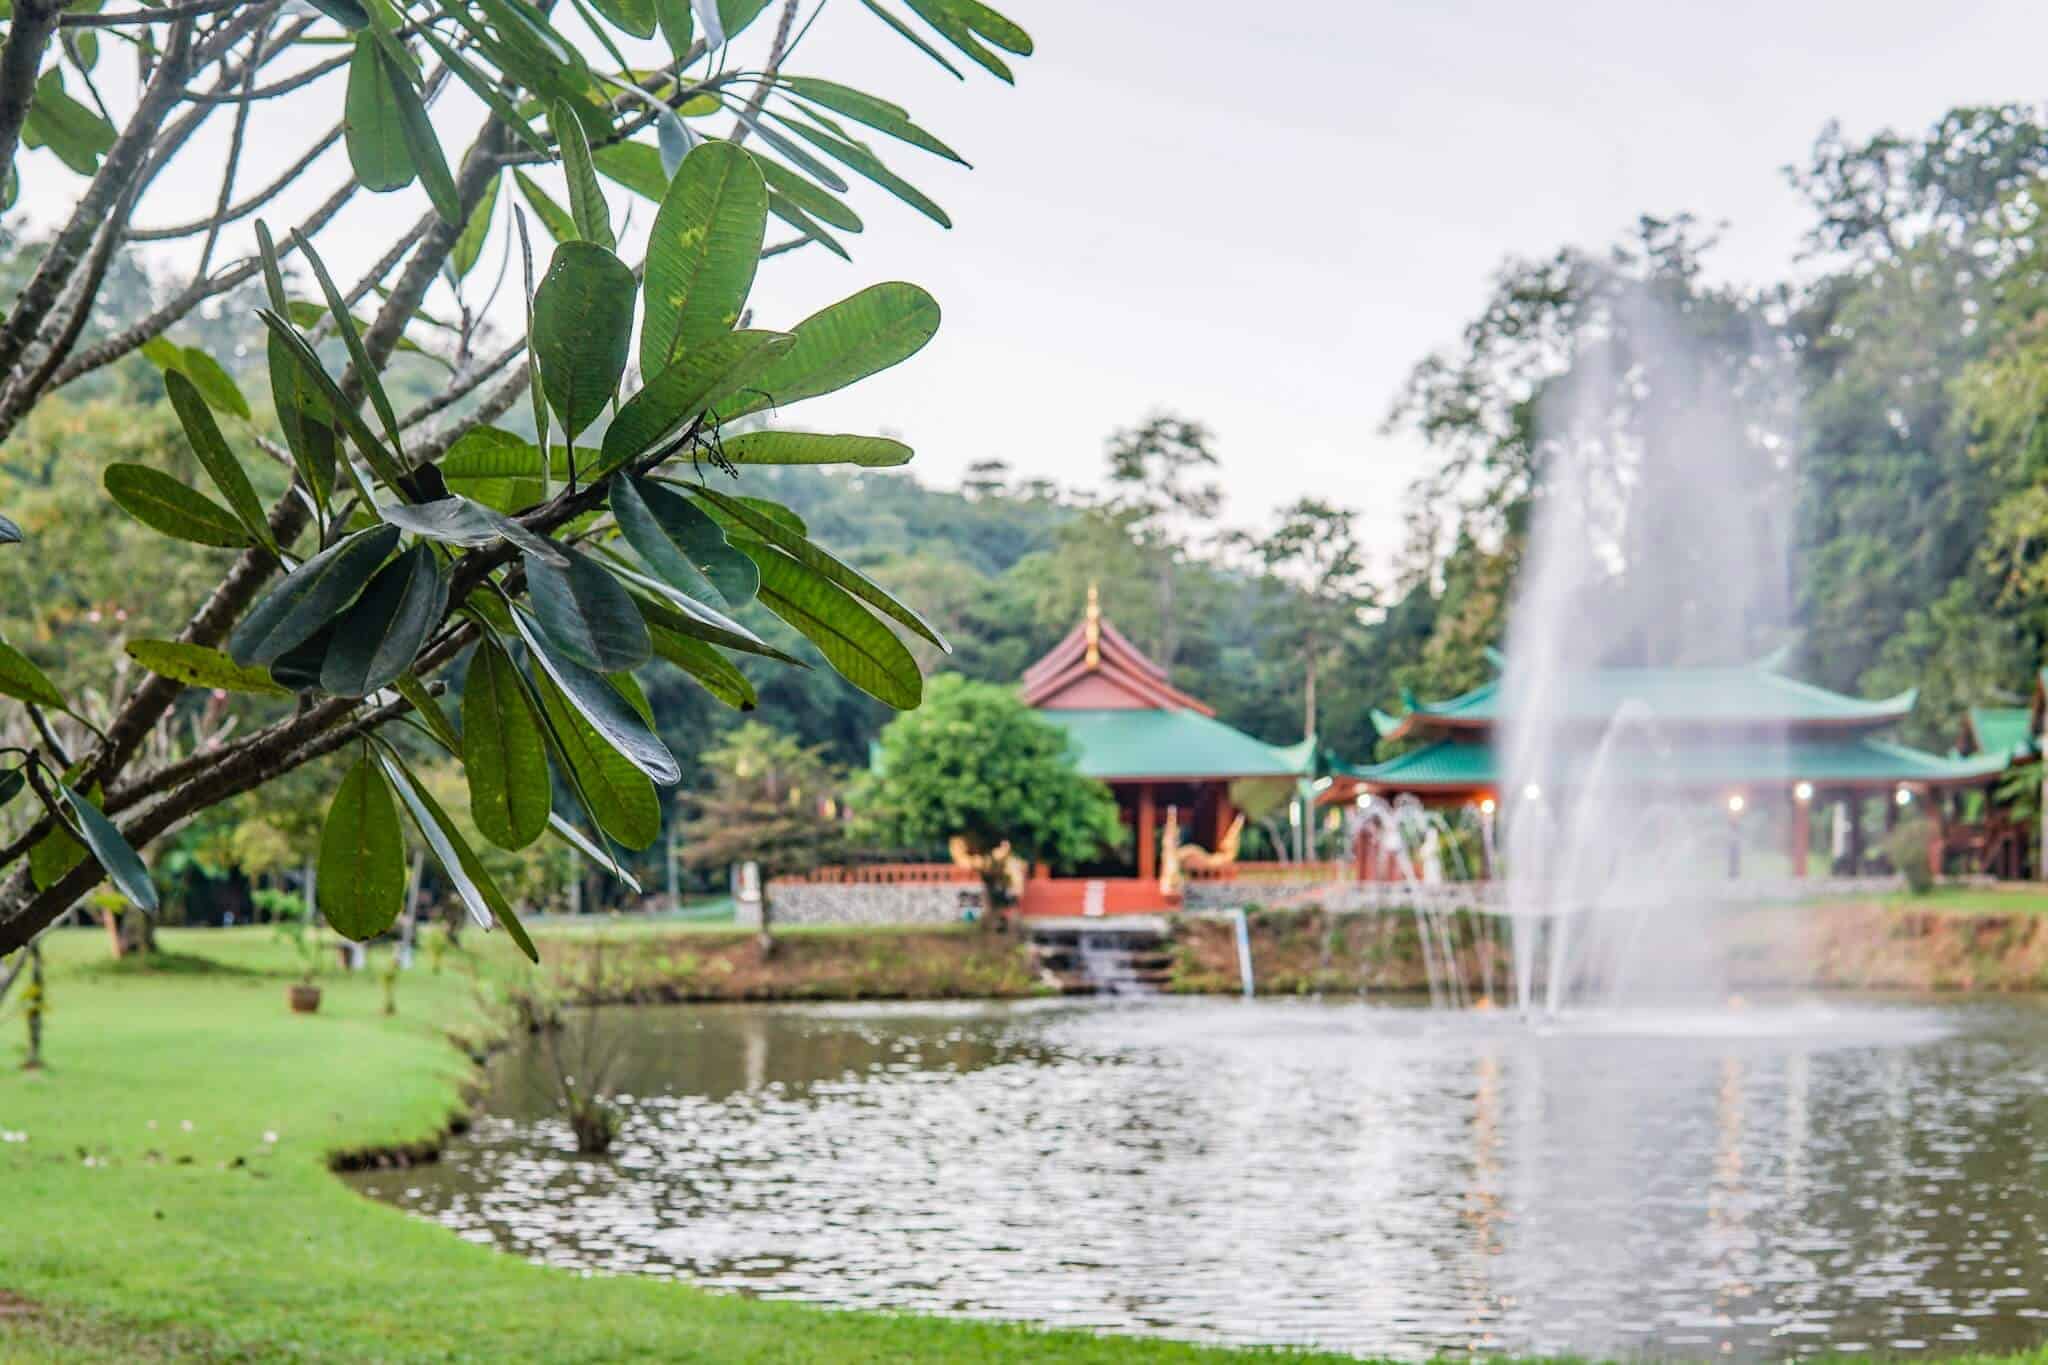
1332, 653, 2013, 879
1012, 587, 1311, 914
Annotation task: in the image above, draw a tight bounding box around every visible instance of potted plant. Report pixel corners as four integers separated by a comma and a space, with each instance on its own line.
272, 899, 322, 1014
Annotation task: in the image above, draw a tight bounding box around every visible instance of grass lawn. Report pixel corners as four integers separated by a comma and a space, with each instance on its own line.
0, 924, 1347, 1364
1843, 884, 2048, 916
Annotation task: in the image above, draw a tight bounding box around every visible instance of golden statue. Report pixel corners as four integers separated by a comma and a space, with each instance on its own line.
949, 836, 1027, 900
1175, 814, 1245, 875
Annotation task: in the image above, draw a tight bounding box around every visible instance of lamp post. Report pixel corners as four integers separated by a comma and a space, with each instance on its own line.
1726, 793, 1746, 880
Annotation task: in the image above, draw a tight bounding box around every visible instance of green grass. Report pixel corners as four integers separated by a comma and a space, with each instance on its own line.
1834, 884, 2048, 916
0, 925, 1345, 1363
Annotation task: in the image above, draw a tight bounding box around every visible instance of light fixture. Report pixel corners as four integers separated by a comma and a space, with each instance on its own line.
1895, 786, 1912, 807
1522, 783, 1542, 803
1794, 782, 1813, 803
1479, 797, 1497, 815
1355, 793, 1370, 810
1727, 793, 1746, 816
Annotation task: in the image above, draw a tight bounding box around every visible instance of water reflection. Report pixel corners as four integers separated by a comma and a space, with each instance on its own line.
351, 997, 2048, 1359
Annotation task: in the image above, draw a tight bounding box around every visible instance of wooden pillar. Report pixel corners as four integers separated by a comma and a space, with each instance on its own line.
1849, 796, 1866, 873
1137, 784, 1156, 883
1213, 789, 1233, 848
1791, 792, 1810, 879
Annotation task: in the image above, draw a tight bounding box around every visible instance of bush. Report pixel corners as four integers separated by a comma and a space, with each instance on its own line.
1886, 817, 1936, 895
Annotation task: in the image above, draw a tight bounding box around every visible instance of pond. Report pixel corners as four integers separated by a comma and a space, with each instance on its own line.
350, 996, 2048, 1359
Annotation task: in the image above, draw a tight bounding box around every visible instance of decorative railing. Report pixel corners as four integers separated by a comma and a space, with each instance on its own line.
770, 863, 974, 886
1184, 860, 1347, 883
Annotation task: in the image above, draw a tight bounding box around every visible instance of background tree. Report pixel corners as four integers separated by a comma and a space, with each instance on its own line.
1235, 497, 1374, 741
855, 674, 1122, 911
1102, 412, 1224, 668
677, 721, 844, 880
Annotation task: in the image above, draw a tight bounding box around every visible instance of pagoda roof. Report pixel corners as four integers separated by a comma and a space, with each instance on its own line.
1347, 734, 2007, 796
1043, 709, 1312, 782
1387, 657, 1916, 741
1020, 592, 1213, 714
1959, 705, 2034, 764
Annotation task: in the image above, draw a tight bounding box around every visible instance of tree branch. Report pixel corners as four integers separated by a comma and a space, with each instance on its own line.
0, 0, 63, 193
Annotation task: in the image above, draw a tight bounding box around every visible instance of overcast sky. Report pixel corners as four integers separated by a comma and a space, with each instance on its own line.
20, 0, 2048, 580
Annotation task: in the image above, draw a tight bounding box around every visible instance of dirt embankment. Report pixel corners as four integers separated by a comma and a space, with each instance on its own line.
540, 927, 1043, 1004
1732, 901, 2048, 991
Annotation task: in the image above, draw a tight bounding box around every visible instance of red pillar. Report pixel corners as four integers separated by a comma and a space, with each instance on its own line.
1137, 784, 1156, 883
1791, 792, 1810, 879
1212, 789, 1233, 847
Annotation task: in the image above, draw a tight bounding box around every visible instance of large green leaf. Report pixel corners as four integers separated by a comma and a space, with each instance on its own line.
742, 543, 923, 708
30, 772, 91, 888
599, 329, 793, 473
23, 70, 114, 175
781, 76, 966, 164
611, 476, 757, 609
648, 625, 756, 710
381, 495, 566, 564
125, 640, 291, 697
902, 0, 1031, 81
513, 169, 580, 245
57, 781, 158, 913
550, 99, 614, 249
320, 543, 450, 697
268, 624, 338, 693
344, 35, 414, 191
528, 664, 661, 849
104, 464, 251, 548
288, 229, 407, 463
773, 112, 950, 226
689, 483, 946, 649
627, 582, 795, 662
163, 370, 270, 548
449, 168, 503, 281
436, 428, 545, 512
640, 141, 767, 379
718, 283, 938, 419
228, 525, 400, 667
511, 607, 679, 785
317, 758, 407, 940
720, 431, 910, 467
463, 638, 553, 850
592, 141, 671, 201
587, 0, 658, 38
531, 241, 635, 442
376, 747, 537, 962
0, 637, 64, 708
141, 339, 254, 421
524, 544, 651, 672
376, 41, 460, 223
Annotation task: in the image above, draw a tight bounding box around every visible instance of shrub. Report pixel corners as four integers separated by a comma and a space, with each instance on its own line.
1886, 818, 1936, 895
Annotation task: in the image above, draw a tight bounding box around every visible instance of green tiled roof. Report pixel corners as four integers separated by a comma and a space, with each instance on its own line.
1967, 706, 2034, 761
1353, 735, 2007, 791
1406, 665, 1914, 729
1042, 709, 1310, 781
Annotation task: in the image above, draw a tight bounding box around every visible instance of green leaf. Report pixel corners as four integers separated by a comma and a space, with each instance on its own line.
30, 772, 90, 889
463, 638, 553, 850
163, 370, 271, 548
742, 542, 924, 708
0, 636, 64, 708
513, 169, 580, 245
599, 329, 794, 473
104, 464, 252, 549
611, 475, 757, 608
228, 525, 400, 667
376, 44, 460, 223
648, 625, 755, 709
317, 758, 407, 940
141, 342, 254, 421
0, 513, 19, 545
532, 241, 635, 442
781, 76, 966, 164
858, 0, 965, 78
305, 0, 371, 28
757, 156, 863, 231
57, 782, 158, 913
718, 283, 939, 419
773, 111, 950, 226
344, 35, 415, 192
689, 483, 946, 649
548, 811, 641, 890
627, 582, 796, 663
437, 427, 544, 512
550, 99, 614, 249
655, 0, 694, 53
125, 640, 291, 697
720, 431, 910, 467
23, 70, 114, 175
591, 141, 671, 201
511, 606, 679, 785
380, 495, 566, 565
587, 0, 658, 37
268, 625, 337, 693
396, 672, 463, 755
0, 769, 23, 811
376, 747, 537, 961
528, 663, 661, 848
450, 170, 503, 280
288, 229, 407, 464
766, 194, 851, 261
524, 544, 652, 672
416, 27, 549, 156
717, 0, 771, 38
640, 141, 768, 379
321, 543, 450, 697
258, 310, 404, 496
902, 0, 1030, 81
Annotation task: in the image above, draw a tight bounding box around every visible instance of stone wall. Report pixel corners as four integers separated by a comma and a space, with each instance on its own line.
1183, 874, 1906, 913
757, 881, 985, 928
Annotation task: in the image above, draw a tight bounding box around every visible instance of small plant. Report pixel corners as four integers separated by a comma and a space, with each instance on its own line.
272, 903, 322, 985
1886, 817, 1937, 895
378, 950, 401, 1017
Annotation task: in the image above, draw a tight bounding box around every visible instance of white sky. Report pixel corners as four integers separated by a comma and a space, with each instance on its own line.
19, 0, 2048, 581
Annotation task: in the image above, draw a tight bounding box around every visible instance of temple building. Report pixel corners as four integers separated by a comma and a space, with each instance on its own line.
1333, 651, 2011, 877
1013, 587, 1313, 913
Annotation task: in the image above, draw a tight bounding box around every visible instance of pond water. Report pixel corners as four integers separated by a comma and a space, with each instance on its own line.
351, 996, 2048, 1359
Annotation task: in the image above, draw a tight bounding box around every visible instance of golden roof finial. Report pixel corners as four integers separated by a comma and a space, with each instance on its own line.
1084, 582, 1101, 669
